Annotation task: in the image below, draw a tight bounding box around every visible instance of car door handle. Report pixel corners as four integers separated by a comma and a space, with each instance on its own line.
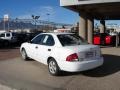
48, 49, 51, 51
35, 46, 38, 49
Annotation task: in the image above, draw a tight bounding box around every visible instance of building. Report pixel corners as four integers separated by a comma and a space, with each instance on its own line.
60, 0, 120, 43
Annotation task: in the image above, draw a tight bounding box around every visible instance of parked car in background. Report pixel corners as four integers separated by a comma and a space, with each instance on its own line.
17, 33, 40, 45
94, 33, 116, 45
20, 33, 103, 76
0, 32, 18, 46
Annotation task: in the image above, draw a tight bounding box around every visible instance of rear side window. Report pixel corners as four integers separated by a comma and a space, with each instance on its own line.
41, 35, 55, 46
57, 34, 88, 46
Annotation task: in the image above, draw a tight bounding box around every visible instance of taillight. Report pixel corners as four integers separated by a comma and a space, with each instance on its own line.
66, 53, 79, 62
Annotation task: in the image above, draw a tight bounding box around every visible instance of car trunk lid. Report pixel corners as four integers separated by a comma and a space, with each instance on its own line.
64, 44, 101, 61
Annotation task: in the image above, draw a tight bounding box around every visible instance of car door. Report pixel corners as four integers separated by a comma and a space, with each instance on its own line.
27, 34, 45, 60
5, 33, 11, 40
35, 34, 55, 64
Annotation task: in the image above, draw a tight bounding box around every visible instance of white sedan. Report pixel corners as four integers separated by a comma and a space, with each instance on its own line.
20, 33, 104, 76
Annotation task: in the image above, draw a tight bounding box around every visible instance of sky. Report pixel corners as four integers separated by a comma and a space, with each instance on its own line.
0, 0, 79, 24
0, 0, 120, 25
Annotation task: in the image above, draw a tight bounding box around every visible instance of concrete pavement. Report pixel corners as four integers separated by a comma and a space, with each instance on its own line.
0, 47, 120, 90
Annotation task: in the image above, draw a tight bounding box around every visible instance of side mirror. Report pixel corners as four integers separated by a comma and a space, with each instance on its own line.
28, 40, 32, 43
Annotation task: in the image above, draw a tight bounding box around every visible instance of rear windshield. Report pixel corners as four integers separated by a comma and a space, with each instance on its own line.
57, 34, 88, 46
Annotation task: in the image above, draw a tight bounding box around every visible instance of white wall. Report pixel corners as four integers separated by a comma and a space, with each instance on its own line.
0, 30, 6, 34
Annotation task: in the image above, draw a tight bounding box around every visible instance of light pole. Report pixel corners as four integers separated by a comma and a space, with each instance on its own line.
46, 13, 50, 30
3, 20, 5, 31
3, 14, 9, 31
8, 19, 10, 31
3, 19, 9, 31
32, 15, 40, 32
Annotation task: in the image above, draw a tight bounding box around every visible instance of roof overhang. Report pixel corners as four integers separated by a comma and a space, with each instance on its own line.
60, 0, 120, 6
60, 0, 120, 20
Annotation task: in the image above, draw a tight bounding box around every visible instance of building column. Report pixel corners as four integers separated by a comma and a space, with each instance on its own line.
79, 12, 87, 40
100, 20, 105, 33
87, 17, 94, 44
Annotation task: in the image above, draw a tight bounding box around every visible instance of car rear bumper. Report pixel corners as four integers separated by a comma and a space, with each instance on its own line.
59, 57, 104, 72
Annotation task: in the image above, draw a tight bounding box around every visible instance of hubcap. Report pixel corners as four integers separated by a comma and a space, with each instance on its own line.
49, 61, 57, 74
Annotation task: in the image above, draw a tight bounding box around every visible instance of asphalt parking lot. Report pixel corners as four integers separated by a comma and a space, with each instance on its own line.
0, 47, 20, 60
0, 46, 120, 90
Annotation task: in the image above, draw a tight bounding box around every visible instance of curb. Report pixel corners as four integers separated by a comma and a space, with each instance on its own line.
0, 84, 17, 90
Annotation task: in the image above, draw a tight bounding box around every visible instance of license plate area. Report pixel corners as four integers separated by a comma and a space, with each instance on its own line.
85, 51, 94, 58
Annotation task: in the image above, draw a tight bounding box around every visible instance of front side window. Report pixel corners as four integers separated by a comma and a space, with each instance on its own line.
57, 34, 88, 46
31, 34, 45, 44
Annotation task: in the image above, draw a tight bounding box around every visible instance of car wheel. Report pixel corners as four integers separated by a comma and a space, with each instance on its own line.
21, 49, 28, 61
4, 41, 9, 47
48, 58, 60, 76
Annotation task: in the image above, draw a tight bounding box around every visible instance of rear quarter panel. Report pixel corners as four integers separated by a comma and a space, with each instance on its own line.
50, 47, 74, 67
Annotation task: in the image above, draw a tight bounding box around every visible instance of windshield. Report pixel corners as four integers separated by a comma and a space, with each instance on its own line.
57, 34, 88, 46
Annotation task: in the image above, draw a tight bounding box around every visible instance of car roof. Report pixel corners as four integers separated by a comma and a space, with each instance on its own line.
40, 32, 74, 36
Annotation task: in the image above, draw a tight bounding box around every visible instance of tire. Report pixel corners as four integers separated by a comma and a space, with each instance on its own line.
48, 58, 60, 76
4, 41, 9, 47
21, 49, 29, 61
